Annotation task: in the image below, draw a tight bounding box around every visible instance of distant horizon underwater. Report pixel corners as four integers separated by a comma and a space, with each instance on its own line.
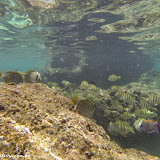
1, 0, 160, 158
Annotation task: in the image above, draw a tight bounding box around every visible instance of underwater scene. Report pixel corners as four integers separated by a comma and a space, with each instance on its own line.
1, 0, 160, 159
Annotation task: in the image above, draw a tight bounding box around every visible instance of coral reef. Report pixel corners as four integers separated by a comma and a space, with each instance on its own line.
52, 81, 160, 134
0, 82, 158, 159
43, 79, 160, 157
47, 80, 160, 136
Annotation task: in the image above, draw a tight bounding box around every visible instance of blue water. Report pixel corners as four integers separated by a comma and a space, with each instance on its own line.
0, 25, 49, 74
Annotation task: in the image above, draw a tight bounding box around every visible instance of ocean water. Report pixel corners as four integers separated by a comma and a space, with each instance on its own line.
1, 0, 160, 158
0, 24, 48, 73
0, 0, 153, 88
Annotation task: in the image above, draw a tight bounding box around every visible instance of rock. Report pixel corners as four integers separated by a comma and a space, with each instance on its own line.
0, 82, 158, 159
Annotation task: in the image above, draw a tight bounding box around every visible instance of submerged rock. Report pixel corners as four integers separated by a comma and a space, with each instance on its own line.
0, 82, 158, 159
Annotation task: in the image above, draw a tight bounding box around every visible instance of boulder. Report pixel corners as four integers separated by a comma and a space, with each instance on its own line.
0, 82, 158, 159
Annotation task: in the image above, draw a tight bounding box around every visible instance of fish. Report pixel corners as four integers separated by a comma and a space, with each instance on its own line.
108, 74, 121, 82
111, 100, 125, 112
79, 81, 89, 89
61, 80, 71, 87
114, 120, 135, 135
85, 35, 98, 41
140, 118, 160, 134
133, 118, 145, 131
108, 122, 119, 136
139, 100, 152, 109
77, 99, 95, 118
135, 108, 157, 119
69, 95, 95, 118
88, 84, 97, 91
24, 70, 41, 83
110, 85, 120, 92
148, 95, 160, 105
116, 91, 136, 104
120, 112, 135, 120
69, 94, 78, 106
108, 120, 134, 137
3, 71, 23, 84
0, 72, 2, 78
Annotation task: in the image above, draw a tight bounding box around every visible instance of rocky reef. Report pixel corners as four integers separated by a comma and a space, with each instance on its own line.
0, 82, 158, 159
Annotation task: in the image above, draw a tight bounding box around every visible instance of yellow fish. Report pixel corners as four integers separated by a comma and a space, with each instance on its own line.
148, 95, 160, 105
116, 91, 136, 104
108, 74, 121, 82
69, 94, 78, 106
114, 120, 135, 136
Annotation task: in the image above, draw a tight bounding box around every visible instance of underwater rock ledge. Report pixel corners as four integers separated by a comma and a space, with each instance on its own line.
0, 82, 158, 160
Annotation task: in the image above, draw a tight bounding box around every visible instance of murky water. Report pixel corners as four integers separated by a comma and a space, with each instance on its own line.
1, 0, 160, 158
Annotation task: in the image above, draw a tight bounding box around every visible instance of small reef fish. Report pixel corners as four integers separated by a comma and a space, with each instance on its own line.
114, 120, 135, 136
70, 94, 95, 118
80, 81, 89, 89
108, 120, 134, 137
88, 84, 97, 90
116, 91, 136, 105
148, 95, 160, 105
111, 99, 124, 112
139, 100, 152, 109
134, 118, 145, 131
108, 74, 121, 82
0, 70, 41, 84
0, 72, 2, 78
77, 99, 95, 118
3, 71, 23, 84
24, 70, 41, 83
140, 118, 160, 134
134, 118, 160, 134
69, 94, 78, 106
135, 108, 157, 119
120, 112, 135, 120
